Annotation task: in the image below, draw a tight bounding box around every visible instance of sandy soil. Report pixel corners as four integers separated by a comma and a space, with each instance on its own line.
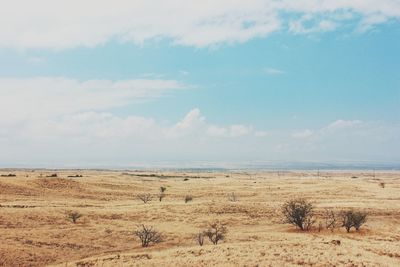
0, 170, 399, 267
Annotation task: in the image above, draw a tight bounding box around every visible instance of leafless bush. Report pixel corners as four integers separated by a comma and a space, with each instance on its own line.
184, 195, 193, 203
324, 209, 338, 232
379, 182, 385, 188
281, 198, 315, 231
134, 225, 163, 247
196, 232, 205, 246
67, 211, 82, 224
340, 210, 367, 232
204, 221, 227, 245
137, 193, 152, 203
228, 192, 238, 202
158, 187, 167, 202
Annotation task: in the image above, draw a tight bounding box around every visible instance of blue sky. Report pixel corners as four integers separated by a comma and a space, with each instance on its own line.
0, 1, 399, 167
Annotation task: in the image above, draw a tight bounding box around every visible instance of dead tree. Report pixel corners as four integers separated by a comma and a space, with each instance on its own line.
137, 193, 152, 203
204, 221, 227, 245
134, 225, 163, 247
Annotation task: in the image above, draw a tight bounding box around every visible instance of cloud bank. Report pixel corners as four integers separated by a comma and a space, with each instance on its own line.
0, 77, 398, 166
1, 0, 400, 49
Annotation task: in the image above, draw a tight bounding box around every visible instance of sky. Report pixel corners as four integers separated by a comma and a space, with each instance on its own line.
0, 0, 399, 168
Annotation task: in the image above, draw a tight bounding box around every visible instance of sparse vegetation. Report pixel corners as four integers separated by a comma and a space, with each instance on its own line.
67, 211, 82, 224
340, 210, 367, 232
324, 209, 338, 232
1, 173, 16, 177
196, 232, 205, 246
204, 221, 227, 245
228, 192, 238, 202
281, 198, 315, 231
184, 195, 193, 203
379, 181, 385, 188
134, 225, 163, 247
1, 169, 392, 266
68, 174, 83, 178
159, 187, 166, 201
137, 193, 152, 203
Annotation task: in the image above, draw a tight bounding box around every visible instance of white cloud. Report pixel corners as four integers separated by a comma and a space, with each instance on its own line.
289, 14, 338, 34
255, 131, 269, 137
326, 119, 362, 130
0, 97, 398, 165
1, 0, 400, 49
0, 77, 184, 123
165, 108, 205, 138
292, 129, 314, 139
207, 124, 252, 138
263, 67, 285, 75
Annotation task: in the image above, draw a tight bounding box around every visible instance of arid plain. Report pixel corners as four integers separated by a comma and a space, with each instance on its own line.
0, 170, 399, 267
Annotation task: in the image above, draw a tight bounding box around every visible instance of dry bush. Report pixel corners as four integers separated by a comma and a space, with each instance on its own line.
196, 232, 205, 246
0, 174, 16, 177
228, 192, 238, 202
281, 198, 315, 231
184, 195, 193, 203
379, 182, 385, 188
67, 211, 82, 224
137, 193, 152, 203
158, 187, 167, 202
324, 209, 338, 232
204, 221, 227, 245
134, 225, 163, 247
340, 210, 367, 232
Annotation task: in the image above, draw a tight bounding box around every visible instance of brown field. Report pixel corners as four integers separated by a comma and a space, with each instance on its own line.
0, 169, 399, 267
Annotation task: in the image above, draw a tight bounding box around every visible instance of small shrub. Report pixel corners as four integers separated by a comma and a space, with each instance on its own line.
196, 232, 205, 246
204, 221, 227, 245
134, 225, 162, 247
340, 210, 367, 232
184, 195, 193, 203
324, 209, 338, 232
281, 198, 315, 231
68, 174, 83, 178
228, 192, 238, 202
137, 193, 152, 203
68, 211, 82, 224
159, 187, 166, 202
183, 178, 189, 181
47, 173, 58, 177
379, 182, 385, 188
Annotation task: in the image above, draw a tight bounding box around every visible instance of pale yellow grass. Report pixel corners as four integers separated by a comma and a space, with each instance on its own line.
0, 170, 399, 266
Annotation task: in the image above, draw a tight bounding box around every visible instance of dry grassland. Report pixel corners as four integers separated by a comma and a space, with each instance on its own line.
0, 170, 399, 266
